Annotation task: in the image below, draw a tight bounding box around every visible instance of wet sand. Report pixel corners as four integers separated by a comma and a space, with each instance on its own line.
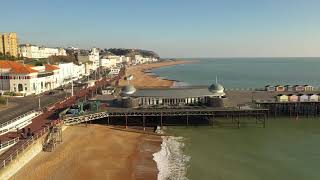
119, 60, 192, 88
11, 125, 161, 180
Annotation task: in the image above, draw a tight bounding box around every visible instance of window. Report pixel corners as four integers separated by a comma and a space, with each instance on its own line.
25, 87, 27, 91
18, 84, 23, 92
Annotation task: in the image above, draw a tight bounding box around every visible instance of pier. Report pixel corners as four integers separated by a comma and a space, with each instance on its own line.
62, 107, 268, 128
256, 101, 320, 118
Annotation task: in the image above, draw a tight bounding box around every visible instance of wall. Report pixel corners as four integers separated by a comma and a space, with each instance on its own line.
0, 134, 46, 180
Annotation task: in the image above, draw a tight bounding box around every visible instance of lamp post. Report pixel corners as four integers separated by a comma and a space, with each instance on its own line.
38, 95, 41, 110
71, 80, 74, 97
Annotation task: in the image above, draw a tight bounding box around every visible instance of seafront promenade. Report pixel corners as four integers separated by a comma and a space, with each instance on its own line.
0, 69, 125, 170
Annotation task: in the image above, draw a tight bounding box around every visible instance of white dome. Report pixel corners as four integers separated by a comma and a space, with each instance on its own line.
208, 83, 224, 93
121, 85, 136, 95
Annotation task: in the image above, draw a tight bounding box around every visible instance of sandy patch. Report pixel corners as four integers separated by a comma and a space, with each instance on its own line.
11, 125, 161, 180
119, 60, 192, 88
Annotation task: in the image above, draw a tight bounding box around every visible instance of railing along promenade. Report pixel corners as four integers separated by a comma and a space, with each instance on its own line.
0, 120, 60, 169
0, 137, 20, 151
0, 110, 41, 135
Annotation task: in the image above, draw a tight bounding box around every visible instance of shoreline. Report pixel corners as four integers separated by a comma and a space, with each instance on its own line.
119, 60, 194, 88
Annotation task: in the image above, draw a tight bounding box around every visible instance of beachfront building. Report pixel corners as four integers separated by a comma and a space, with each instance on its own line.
276, 94, 288, 102
275, 85, 285, 92
298, 94, 309, 102
304, 85, 314, 91
265, 85, 275, 92
288, 94, 299, 102
19, 44, 67, 59
294, 85, 304, 92
58, 62, 85, 85
0, 60, 60, 95
285, 85, 294, 91
309, 94, 318, 102
120, 83, 227, 108
100, 56, 117, 68
109, 67, 121, 75
89, 48, 100, 71
133, 55, 157, 65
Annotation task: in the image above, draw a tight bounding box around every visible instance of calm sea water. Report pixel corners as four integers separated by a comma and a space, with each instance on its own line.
152, 58, 320, 180
168, 119, 320, 180
152, 58, 320, 88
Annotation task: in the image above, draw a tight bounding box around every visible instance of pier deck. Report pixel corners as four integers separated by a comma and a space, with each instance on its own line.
62, 107, 268, 128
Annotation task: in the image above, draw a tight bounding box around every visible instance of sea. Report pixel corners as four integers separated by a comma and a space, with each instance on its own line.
152, 58, 320, 180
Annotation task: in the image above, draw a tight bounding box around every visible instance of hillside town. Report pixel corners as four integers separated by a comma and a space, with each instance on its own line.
0, 32, 159, 96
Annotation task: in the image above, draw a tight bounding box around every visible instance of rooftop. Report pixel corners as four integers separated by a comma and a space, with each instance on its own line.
124, 86, 225, 98
0, 60, 59, 74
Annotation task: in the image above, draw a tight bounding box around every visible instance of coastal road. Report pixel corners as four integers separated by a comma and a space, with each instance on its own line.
0, 90, 69, 124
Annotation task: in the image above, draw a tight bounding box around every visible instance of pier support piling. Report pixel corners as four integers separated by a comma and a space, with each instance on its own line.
160, 113, 163, 127
143, 116, 146, 131
186, 115, 189, 127
125, 115, 128, 129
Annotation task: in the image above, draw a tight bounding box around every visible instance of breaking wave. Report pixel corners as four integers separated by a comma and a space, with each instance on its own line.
153, 136, 190, 180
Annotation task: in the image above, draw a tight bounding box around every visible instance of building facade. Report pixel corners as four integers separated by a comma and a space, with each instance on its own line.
0, 32, 18, 57
19, 44, 67, 59
0, 61, 60, 95
89, 48, 100, 70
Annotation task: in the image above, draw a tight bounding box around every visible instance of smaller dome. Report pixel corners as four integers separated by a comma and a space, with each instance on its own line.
121, 85, 136, 95
209, 83, 224, 93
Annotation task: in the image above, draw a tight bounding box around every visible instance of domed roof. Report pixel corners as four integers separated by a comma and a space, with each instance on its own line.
208, 83, 224, 93
121, 85, 136, 95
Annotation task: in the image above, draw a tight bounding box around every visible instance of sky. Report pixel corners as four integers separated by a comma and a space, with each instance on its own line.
2, 0, 320, 58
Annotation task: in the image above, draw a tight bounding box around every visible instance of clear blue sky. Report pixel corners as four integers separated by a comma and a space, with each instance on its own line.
3, 0, 320, 57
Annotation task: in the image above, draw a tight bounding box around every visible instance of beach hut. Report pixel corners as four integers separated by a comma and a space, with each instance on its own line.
298, 94, 309, 102
276, 94, 288, 102
304, 85, 314, 92
309, 94, 318, 102
265, 85, 275, 92
288, 94, 298, 102
293, 85, 304, 92
275, 85, 285, 92
284, 85, 293, 91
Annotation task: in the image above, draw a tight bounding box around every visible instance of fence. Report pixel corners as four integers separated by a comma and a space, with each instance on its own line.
0, 120, 60, 169
0, 110, 41, 130
0, 138, 19, 151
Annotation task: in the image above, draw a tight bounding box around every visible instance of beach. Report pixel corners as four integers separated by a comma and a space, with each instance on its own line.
119, 60, 192, 88
11, 125, 161, 180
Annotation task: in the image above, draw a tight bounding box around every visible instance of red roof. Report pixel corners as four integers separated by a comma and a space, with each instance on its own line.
0, 60, 38, 74
45, 64, 59, 71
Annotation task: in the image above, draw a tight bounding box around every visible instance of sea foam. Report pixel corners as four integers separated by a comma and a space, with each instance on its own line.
153, 136, 190, 180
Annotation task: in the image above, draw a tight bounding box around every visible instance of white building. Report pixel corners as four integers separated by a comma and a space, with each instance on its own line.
298, 94, 309, 102
133, 55, 156, 64
0, 61, 60, 95
58, 63, 85, 85
20, 44, 67, 59
100, 57, 117, 68
109, 67, 121, 75
89, 48, 100, 70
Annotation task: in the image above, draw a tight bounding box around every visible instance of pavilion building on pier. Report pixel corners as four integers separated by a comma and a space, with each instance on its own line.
120, 82, 228, 108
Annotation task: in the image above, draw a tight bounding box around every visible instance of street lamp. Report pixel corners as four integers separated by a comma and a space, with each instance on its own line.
38, 95, 41, 110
